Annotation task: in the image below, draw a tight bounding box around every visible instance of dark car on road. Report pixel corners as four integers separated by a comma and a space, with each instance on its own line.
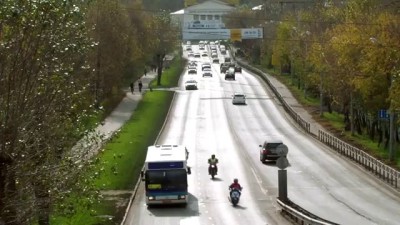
220, 63, 230, 73
234, 64, 242, 73
259, 138, 284, 162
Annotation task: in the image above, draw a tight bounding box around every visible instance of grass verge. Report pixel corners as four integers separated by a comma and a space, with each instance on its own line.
52, 53, 184, 225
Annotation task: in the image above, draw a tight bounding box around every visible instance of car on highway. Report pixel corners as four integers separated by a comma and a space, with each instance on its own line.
188, 68, 197, 75
185, 80, 198, 90
234, 64, 242, 73
232, 93, 246, 105
194, 53, 201, 58
201, 52, 208, 57
201, 62, 211, 71
220, 63, 230, 73
212, 58, 219, 64
224, 67, 235, 80
188, 61, 197, 68
202, 68, 213, 77
259, 137, 284, 162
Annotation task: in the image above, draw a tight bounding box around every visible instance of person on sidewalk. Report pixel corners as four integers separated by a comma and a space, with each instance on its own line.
138, 80, 143, 92
130, 82, 134, 94
144, 67, 147, 76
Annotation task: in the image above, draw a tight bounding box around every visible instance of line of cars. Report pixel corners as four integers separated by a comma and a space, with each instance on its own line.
185, 42, 283, 163
185, 60, 214, 90
184, 41, 246, 105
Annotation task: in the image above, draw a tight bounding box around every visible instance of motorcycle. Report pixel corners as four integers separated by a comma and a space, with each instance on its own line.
209, 164, 217, 179
229, 188, 242, 206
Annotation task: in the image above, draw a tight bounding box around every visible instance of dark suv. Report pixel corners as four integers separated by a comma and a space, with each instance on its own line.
259, 138, 284, 162
220, 63, 230, 73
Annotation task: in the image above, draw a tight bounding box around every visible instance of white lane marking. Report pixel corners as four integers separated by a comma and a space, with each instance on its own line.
180, 217, 201, 225
250, 166, 267, 195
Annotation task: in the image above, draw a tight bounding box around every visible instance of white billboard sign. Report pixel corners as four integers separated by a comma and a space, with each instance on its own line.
182, 28, 263, 40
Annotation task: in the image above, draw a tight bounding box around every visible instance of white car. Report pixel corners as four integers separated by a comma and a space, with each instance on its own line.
185, 80, 198, 90
202, 68, 213, 77
232, 93, 246, 105
188, 67, 197, 75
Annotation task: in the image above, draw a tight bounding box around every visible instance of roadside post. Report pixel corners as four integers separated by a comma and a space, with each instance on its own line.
276, 144, 289, 203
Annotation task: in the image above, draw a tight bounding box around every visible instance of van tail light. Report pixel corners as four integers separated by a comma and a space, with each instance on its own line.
263, 149, 269, 154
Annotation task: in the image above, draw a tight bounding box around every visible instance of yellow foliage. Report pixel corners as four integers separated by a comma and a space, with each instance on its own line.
184, 0, 197, 7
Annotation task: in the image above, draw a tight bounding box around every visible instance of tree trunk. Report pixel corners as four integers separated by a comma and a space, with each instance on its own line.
34, 182, 50, 225
2, 168, 18, 225
377, 123, 383, 147
369, 120, 376, 140
0, 158, 8, 224
350, 92, 355, 136
156, 54, 165, 86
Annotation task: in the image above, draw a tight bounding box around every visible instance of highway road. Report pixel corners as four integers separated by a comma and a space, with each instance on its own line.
123, 43, 400, 225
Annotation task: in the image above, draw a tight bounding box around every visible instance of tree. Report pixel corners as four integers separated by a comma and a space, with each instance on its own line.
147, 11, 179, 86
0, 1, 96, 224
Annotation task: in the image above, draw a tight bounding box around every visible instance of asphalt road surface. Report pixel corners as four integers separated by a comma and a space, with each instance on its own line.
123, 44, 400, 225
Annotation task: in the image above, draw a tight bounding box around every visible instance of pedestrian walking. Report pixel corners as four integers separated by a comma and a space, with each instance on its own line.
138, 80, 143, 92
130, 82, 134, 94
144, 67, 147, 76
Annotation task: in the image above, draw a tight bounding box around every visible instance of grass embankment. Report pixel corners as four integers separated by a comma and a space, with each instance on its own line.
262, 67, 400, 168
52, 55, 184, 225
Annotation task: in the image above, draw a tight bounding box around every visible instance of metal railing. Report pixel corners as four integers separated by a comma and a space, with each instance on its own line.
318, 130, 400, 188
235, 56, 400, 190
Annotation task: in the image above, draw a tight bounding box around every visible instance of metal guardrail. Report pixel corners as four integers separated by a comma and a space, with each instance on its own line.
235, 56, 400, 190
232, 50, 400, 224
318, 130, 400, 189
234, 58, 311, 134
277, 199, 339, 225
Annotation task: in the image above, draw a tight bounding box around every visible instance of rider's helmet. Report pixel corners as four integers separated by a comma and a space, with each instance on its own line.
211, 154, 215, 159
234, 178, 238, 183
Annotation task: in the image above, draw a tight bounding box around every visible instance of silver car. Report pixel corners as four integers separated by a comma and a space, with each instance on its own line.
232, 93, 246, 105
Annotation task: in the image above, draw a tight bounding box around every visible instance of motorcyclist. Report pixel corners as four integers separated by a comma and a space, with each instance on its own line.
208, 154, 219, 175
229, 178, 242, 195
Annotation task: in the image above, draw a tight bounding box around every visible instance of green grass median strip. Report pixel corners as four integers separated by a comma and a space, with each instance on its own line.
52, 54, 184, 225
94, 91, 174, 190
52, 91, 174, 225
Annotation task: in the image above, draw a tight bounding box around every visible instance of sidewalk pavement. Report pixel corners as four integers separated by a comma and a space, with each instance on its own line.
71, 71, 157, 160
97, 72, 157, 139
235, 58, 326, 136
264, 73, 326, 135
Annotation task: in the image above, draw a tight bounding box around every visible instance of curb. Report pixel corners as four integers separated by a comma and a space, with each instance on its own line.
119, 78, 181, 225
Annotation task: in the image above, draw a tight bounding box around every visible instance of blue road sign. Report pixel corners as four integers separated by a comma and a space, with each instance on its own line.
379, 109, 389, 119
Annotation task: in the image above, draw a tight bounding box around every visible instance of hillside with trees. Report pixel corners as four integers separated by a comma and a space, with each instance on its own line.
225, 0, 400, 166
0, 0, 178, 224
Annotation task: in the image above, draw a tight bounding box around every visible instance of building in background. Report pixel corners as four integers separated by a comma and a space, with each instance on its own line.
171, 0, 235, 41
